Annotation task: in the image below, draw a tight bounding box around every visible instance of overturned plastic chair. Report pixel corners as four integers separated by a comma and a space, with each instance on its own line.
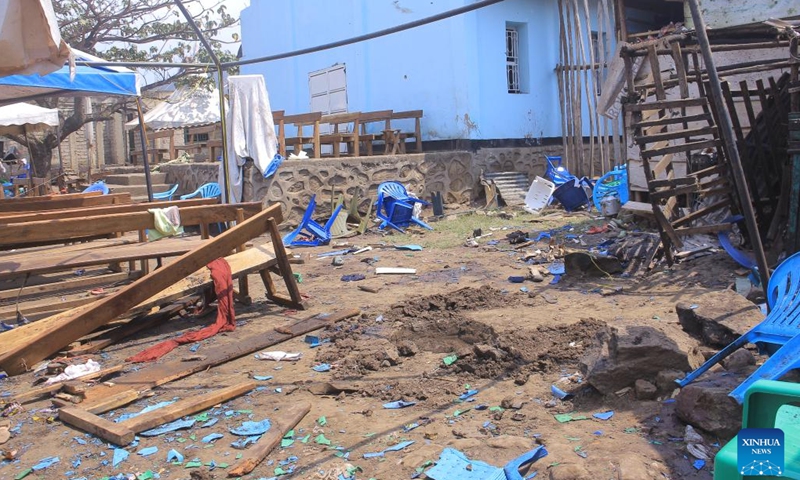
283, 194, 343, 247
152, 184, 179, 201
713, 379, 800, 479
545, 155, 577, 186
83, 181, 109, 195
375, 181, 433, 233
676, 251, 800, 402
179, 182, 221, 200
592, 165, 629, 211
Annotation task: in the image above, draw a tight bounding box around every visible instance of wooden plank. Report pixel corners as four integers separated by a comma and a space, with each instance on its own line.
651, 153, 675, 177
0, 244, 279, 361
0, 193, 131, 214
0, 205, 282, 376
647, 45, 666, 100
672, 199, 731, 227
624, 98, 707, 112
635, 126, 717, 145
9, 364, 125, 404
76, 309, 361, 413
635, 113, 711, 129
125, 382, 255, 434
0, 198, 217, 224
0, 272, 138, 303
228, 402, 312, 476
0, 295, 101, 321
650, 184, 701, 201
58, 407, 135, 446
672, 41, 690, 99
0, 203, 262, 247
649, 177, 698, 189
641, 139, 721, 159
0, 236, 207, 280
674, 224, 733, 236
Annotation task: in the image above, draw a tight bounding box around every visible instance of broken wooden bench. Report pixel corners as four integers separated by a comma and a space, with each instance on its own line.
0, 204, 305, 375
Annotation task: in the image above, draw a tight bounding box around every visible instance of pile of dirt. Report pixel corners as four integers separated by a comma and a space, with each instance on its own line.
316, 286, 607, 385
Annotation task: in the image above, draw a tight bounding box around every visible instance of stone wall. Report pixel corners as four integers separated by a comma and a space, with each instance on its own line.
160, 146, 566, 224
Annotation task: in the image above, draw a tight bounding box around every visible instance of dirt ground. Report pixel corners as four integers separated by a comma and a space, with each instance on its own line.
0, 209, 748, 480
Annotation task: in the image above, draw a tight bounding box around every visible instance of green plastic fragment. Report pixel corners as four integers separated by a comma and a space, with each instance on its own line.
315, 434, 332, 446
194, 412, 209, 422
300, 434, 311, 444
14, 468, 31, 480
281, 438, 294, 448
235, 453, 243, 459
489, 406, 504, 412
185, 461, 202, 468
442, 354, 458, 366
137, 471, 154, 480
274, 467, 287, 476
318, 416, 327, 426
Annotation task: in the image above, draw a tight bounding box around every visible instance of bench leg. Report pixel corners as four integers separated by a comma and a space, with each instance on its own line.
262, 217, 306, 310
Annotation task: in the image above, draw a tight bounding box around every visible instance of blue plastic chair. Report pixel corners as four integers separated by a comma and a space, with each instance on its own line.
179, 182, 221, 200
592, 165, 629, 211
677, 251, 800, 403
545, 156, 577, 186
375, 181, 433, 233
180, 182, 222, 232
152, 184, 179, 201
83, 181, 109, 195
282, 194, 343, 247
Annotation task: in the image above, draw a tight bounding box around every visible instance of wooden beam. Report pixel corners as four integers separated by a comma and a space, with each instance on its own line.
635, 112, 712, 129
635, 126, 717, 145
0, 193, 131, 214
0, 203, 262, 247
624, 98, 707, 112
228, 402, 311, 477
641, 139, 721, 159
0, 272, 138, 303
9, 364, 125, 404
0, 198, 217, 224
0, 204, 282, 376
58, 406, 135, 446
74, 308, 360, 413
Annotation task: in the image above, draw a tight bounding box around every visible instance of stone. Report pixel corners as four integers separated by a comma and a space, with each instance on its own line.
676, 371, 743, 439
564, 252, 623, 277
331, 256, 344, 266
474, 343, 504, 361
581, 325, 703, 395
721, 348, 756, 372
500, 396, 515, 409
396, 340, 419, 357
549, 463, 592, 480
655, 370, 684, 393
379, 344, 400, 366
635, 379, 658, 400
676, 290, 762, 348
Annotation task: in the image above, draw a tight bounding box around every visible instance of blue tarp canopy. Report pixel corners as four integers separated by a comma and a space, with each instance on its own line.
0, 50, 140, 106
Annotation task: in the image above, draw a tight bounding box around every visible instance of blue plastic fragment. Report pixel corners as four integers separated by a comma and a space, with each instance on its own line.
593, 430, 603, 436
137, 446, 159, 456
202, 433, 224, 443
72, 457, 81, 468
383, 400, 416, 409
189, 343, 200, 352
458, 390, 478, 401
305, 336, 321, 348
363, 441, 415, 459
508, 276, 526, 283
425, 448, 506, 480
663, 399, 676, 404
73, 436, 87, 445
167, 449, 184, 463
593, 411, 614, 421
231, 436, 261, 449
201, 418, 219, 428
550, 274, 562, 284
31, 456, 59, 471
548, 262, 565, 275
693, 459, 705, 470
230, 419, 271, 436
340, 274, 366, 282
550, 385, 570, 399
115, 401, 175, 423
140, 418, 195, 436
312, 363, 331, 372
112, 449, 128, 467
475, 404, 488, 411
395, 244, 423, 251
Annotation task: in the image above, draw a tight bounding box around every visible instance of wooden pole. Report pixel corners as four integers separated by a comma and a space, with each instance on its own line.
135, 98, 155, 202
685, 0, 771, 296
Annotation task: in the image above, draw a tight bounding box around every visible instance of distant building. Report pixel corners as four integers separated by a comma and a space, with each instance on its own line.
240, 0, 582, 144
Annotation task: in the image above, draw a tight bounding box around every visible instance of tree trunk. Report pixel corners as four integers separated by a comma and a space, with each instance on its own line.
27, 138, 55, 178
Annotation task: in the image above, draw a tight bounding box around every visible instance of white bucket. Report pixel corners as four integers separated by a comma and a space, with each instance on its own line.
600, 195, 621, 217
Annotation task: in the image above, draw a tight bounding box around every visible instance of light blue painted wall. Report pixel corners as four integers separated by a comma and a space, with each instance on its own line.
240, 0, 572, 141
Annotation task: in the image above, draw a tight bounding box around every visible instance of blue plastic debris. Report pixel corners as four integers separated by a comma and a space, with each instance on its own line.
167, 449, 184, 463
508, 276, 526, 283
305, 336, 321, 348
201, 418, 219, 428
383, 400, 416, 409
112, 449, 128, 467
663, 399, 676, 404
189, 343, 201, 353
72, 457, 81, 468
137, 446, 158, 456
593, 430, 603, 436
231, 436, 261, 449
593, 411, 614, 421
550, 385, 571, 400
340, 274, 366, 282
550, 274, 562, 284
487, 240, 500, 246
548, 262, 565, 275
363, 440, 415, 459
693, 459, 705, 470
396, 245, 423, 251
230, 419, 271, 436
424, 448, 506, 480
403, 422, 420, 433
312, 364, 331, 372
115, 401, 176, 423
458, 390, 478, 401
73, 436, 87, 445
31, 456, 59, 471
202, 433, 224, 444
475, 404, 488, 411
140, 418, 195, 436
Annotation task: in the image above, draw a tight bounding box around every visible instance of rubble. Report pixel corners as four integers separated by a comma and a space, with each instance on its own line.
676, 290, 763, 348
676, 372, 744, 438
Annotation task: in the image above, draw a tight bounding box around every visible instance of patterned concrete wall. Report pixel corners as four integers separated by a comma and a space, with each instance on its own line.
160, 146, 566, 225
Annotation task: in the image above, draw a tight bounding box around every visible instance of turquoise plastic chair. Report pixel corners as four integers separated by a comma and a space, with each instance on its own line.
83, 181, 109, 195
375, 181, 432, 233
592, 165, 629, 211
714, 380, 800, 479
179, 182, 221, 200
152, 184, 178, 201
677, 251, 800, 403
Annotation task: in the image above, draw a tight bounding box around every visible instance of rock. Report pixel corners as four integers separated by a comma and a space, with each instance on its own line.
510, 401, 525, 410
379, 344, 400, 365
676, 291, 762, 348
380, 360, 391, 368
676, 371, 743, 439
581, 325, 703, 395
500, 396, 515, 409
655, 369, 684, 393
564, 252, 623, 277
510, 412, 526, 421
331, 256, 344, 266
722, 348, 755, 372
635, 379, 658, 400
549, 463, 592, 480
396, 340, 419, 357
474, 343, 504, 361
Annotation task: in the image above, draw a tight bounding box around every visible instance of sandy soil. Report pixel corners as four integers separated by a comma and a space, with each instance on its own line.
0, 212, 746, 480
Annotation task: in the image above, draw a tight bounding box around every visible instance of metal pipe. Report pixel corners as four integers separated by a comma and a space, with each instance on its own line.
173, 0, 231, 204
75, 61, 214, 69
226, 0, 506, 68
135, 98, 155, 202
686, 0, 771, 299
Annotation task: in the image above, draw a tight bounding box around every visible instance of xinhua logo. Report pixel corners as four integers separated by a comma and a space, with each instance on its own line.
738, 428, 785, 476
